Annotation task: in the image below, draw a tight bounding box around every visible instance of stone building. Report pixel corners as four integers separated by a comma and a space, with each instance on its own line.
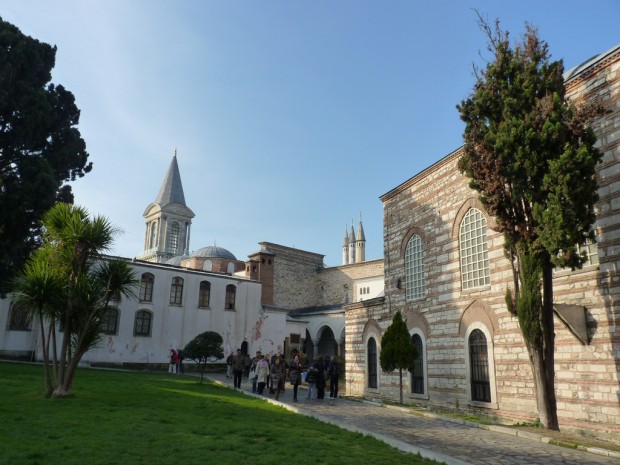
0, 151, 383, 368
345, 44, 620, 438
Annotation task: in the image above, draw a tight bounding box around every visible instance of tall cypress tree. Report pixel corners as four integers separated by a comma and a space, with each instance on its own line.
457, 14, 606, 430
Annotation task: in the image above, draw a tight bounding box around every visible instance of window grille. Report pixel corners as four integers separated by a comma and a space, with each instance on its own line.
405, 234, 425, 300
170, 277, 184, 305
225, 284, 236, 310
469, 329, 491, 402
198, 281, 211, 308
139, 273, 154, 302
134, 310, 152, 336
411, 334, 424, 394
460, 209, 490, 289
368, 338, 378, 389
102, 308, 119, 335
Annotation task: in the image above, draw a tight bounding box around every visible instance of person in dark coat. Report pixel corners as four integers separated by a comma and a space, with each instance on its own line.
328, 354, 341, 398
314, 356, 326, 399
270, 356, 285, 400
288, 353, 302, 402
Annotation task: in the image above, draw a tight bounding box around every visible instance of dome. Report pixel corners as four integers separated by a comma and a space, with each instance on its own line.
164, 255, 184, 266
190, 245, 237, 261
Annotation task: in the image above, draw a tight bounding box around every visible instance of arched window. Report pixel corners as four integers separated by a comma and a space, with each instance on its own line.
203, 260, 212, 271
225, 284, 236, 310
148, 220, 158, 249
134, 310, 152, 336
198, 281, 211, 308
102, 308, 119, 335
139, 273, 154, 302
411, 334, 424, 394
405, 234, 425, 300
469, 329, 491, 402
367, 337, 378, 389
169, 277, 184, 305
8, 302, 30, 331
459, 208, 490, 289
168, 221, 180, 254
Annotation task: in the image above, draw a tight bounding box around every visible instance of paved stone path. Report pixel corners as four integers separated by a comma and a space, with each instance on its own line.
206, 372, 619, 465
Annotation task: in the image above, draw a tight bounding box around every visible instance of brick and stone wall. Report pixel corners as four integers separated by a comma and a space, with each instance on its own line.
345, 45, 620, 437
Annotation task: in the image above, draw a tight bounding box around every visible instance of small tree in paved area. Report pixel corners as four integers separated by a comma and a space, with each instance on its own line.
183, 331, 224, 383
380, 311, 418, 404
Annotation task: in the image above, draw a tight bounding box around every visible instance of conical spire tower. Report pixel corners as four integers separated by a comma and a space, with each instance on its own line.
137, 149, 195, 262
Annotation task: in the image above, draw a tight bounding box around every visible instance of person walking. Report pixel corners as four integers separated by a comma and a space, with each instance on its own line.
232, 349, 245, 389
306, 363, 318, 400
255, 355, 269, 395
288, 353, 302, 402
315, 356, 326, 400
249, 351, 261, 393
169, 349, 178, 374
270, 356, 285, 400
244, 352, 252, 378
177, 349, 184, 374
226, 351, 234, 378
328, 354, 341, 399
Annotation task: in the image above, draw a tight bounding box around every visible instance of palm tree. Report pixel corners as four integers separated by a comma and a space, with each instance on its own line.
12, 247, 64, 395
12, 203, 138, 397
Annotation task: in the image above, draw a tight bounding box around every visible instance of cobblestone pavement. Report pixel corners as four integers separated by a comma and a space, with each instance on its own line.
206, 373, 619, 465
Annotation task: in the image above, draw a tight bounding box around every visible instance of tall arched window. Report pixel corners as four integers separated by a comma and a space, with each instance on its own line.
459, 208, 490, 289
168, 221, 180, 254
198, 281, 211, 308
102, 308, 119, 335
405, 234, 425, 300
367, 337, 378, 389
469, 329, 491, 402
169, 277, 184, 305
148, 220, 158, 249
225, 284, 236, 310
411, 334, 424, 394
134, 310, 152, 336
139, 273, 154, 302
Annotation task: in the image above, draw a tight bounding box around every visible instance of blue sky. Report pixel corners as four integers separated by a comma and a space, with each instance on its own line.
2, 1, 619, 266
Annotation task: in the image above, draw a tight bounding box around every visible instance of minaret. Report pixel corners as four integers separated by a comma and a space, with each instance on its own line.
342, 226, 350, 265
137, 149, 195, 262
355, 212, 366, 263
348, 220, 356, 264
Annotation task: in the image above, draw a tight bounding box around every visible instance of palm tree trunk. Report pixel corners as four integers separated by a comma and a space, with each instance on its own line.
37, 309, 53, 396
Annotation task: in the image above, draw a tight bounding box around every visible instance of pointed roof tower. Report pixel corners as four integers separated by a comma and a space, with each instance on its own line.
343, 225, 349, 246
137, 149, 195, 263
349, 219, 356, 243
355, 212, 366, 263
154, 149, 187, 207
357, 212, 365, 242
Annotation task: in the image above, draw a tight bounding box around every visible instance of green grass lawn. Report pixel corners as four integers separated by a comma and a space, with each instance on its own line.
0, 362, 436, 465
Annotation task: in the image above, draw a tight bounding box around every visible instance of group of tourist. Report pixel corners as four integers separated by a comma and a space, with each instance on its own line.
241, 351, 341, 402
168, 348, 185, 374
